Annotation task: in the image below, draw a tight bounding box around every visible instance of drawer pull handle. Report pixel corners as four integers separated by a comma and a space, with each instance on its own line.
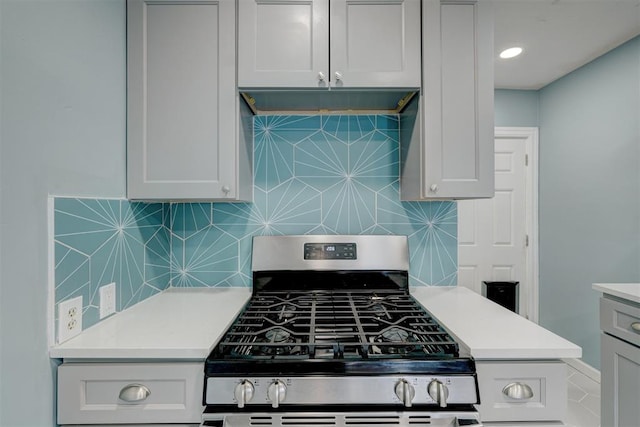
502, 382, 534, 400
119, 384, 151, 402
631, 322, 640, 333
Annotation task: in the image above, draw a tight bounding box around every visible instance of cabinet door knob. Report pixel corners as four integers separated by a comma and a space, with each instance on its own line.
631, 322, 640, 333
334, 71, 343, 81
221, 185, 231, 194
502, 382, 534, 400
429, 184, 438, 193
317, 72, 326, 82
119, 384, 151, 402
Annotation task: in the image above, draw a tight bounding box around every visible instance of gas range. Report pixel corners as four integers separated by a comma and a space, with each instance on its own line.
203, 235, 481, 427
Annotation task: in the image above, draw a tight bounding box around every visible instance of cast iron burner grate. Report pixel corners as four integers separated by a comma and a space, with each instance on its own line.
215, 289, 458, 360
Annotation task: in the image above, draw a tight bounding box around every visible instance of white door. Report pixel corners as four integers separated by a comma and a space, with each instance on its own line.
458, 128, 538, 320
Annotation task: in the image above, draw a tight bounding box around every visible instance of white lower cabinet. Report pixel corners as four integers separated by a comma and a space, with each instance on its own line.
476, 361, 567, 424
601, 333, 640, 427
600, 296, 640, 427
57, 362, 204, 425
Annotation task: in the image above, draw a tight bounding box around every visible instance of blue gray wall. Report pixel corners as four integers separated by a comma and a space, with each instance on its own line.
0, 1, 126, 425
496, 37, 640, 369
538, 36, 640, 369
495, 89, 539, 127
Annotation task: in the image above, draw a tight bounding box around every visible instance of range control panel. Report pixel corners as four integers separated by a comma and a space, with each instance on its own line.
304, 243, 357, 260
205, 375, 479, 406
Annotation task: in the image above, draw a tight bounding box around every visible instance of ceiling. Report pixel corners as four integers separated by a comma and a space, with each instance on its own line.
493, 0, 640, 90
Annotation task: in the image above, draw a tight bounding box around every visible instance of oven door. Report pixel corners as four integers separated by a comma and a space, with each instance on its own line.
201, 410, 482, 426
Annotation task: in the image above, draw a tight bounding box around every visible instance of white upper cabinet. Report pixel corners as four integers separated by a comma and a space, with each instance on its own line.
400, 0, 494, 200
238, 0, 421, 88
238, 0, 329, 88
329, 0, 422, 88
127, 0, 252, 201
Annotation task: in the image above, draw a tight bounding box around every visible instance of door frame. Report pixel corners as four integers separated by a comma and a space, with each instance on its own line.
493, 127, 539, 322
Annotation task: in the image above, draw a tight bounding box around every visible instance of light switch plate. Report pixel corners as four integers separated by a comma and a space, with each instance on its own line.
58, 296, 82, 343
99, 282, 116, 319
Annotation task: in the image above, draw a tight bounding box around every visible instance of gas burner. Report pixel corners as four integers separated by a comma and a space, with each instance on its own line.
370, 303, 390, 318
249, 327, 300, 357
277, 304, 297, 319
265, 328, 292, 343
380, 327, 410, 343
256, 344, 300, 357
368, 327, 425, 356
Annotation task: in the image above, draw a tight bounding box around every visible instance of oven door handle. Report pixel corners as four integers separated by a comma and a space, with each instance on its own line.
202, 415, 482, 427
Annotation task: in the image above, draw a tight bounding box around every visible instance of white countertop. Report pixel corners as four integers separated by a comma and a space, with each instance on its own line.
49, 287, 251, 360
50, 285, 581, 361
412, 286, 582, 359
593, 283, 640, 305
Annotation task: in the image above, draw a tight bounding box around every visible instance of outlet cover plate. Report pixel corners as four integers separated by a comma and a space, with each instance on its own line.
99, 282, 116, 319
58, 296, 82, 343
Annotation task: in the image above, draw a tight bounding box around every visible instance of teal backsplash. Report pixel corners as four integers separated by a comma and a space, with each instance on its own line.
54, 115, 457, 336
54, 198, 171, 330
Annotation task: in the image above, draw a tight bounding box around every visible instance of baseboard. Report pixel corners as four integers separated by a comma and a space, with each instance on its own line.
563, 358, 600, 383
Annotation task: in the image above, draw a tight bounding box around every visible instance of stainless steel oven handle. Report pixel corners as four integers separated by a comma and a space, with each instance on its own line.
204, 413, 482, 427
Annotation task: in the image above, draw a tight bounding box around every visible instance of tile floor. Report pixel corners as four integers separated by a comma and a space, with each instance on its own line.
566, 364, 601, 427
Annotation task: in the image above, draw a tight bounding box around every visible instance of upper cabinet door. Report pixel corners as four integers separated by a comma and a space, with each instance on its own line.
127, 0, 251, 201
329, 0, 421, 88
422, 0, 494, 198
238, 0, 329, 88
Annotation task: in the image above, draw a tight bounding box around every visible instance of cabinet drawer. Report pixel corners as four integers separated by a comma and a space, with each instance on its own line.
58, 362, 203, 425
476, 361, 566, 422
601, 296, 640, 347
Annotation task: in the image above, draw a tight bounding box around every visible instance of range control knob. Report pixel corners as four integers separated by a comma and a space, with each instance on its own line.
233, 380, 255, 408
428, 379, 449, 408
394, 379, 416, 407
267, 380, 287, 408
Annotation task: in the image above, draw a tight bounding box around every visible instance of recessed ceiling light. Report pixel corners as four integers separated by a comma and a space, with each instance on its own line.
499, 47, 523, 59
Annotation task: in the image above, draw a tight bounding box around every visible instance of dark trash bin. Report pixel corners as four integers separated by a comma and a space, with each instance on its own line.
482, 281, 519, 313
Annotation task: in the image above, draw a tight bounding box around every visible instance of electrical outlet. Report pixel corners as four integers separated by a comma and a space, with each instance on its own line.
58, 296, 82, 343
99, 282, 116, 319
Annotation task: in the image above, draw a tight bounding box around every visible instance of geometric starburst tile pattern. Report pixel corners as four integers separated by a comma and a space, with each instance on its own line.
189, 115, 457, 287
54, 197, 170, 338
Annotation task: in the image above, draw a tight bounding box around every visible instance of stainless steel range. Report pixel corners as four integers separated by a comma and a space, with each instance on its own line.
203, 235, 481, 427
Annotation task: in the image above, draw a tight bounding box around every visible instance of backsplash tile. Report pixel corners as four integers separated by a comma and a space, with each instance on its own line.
53, 115, 457, 338
54, 198, 169, 336
175, 115, 457, 287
